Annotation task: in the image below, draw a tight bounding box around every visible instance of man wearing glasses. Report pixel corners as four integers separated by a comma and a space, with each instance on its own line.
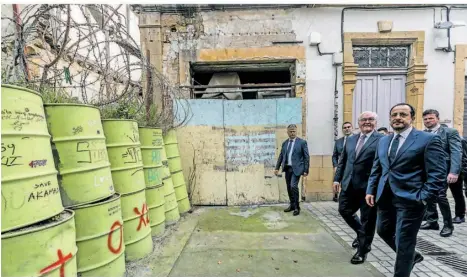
333, 111, 382, 264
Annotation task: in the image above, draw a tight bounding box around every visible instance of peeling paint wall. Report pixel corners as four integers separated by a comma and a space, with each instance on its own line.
173, 98, 302, 205
138, 5, 467, 202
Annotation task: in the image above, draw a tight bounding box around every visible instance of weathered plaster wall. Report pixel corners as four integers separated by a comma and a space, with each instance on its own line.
140, 6, 467, 201
173, 98, 303, 205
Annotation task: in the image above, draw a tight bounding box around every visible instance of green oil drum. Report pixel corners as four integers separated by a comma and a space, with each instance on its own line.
1, 209, 78, 277
120, 188, 153, 261
167, 156, 183, 173
171, 170, 191, 214
44, 104, 114, 207
1, 85, 64, 232
162, 130, 183, 173
145, 185, 166, 237
162, 176, 180, 225
160, 147, 171, 180
164, 143, 180, 159
163, 129, 178, 145
102, 120, 145, 194
139, 127, 165, 187
72, 194, 126, 277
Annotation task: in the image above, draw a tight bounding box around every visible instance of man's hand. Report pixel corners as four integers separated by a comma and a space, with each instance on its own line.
365, 194, 375, 207
447, 173, 458, 184
332, 182, 340, 193
274, 170, 279, 176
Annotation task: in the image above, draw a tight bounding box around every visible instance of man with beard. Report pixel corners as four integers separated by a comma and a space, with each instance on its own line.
365, 103, 446, 277
421, 109, 462, 233
332, 122, 353, 201
275, 124, 310, 216
333, 111, 383, 264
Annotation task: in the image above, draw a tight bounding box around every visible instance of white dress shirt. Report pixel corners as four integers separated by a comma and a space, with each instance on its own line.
425, 124, 441, 134
355, 130, 375, 151
388, 126, 413, 156
287, 138, 296, 166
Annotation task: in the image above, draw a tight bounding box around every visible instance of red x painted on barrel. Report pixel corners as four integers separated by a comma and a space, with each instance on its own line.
134, 203, 149, 231
39, 249, 72, 277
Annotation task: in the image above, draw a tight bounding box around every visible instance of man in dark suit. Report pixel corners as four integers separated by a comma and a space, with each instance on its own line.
462, 138, 467, 199
333, 111, 383, 264
275, 124, 310, 216
377, 127, 389, 135
365, 103, 446, 277
332, 122, 353, 201
421, 109, 462, 234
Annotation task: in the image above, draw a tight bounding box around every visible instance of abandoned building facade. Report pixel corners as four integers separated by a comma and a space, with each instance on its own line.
131, 4, 467, 205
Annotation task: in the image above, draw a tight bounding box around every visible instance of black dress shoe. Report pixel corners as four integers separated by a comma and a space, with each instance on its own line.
284, 206, 293, 212
453, 216, 465, 224
420, 222, 439, 230
350, 251, 367, 264
352, 238, 359, 249
412, 252, 424, 270
440, 226, 453, 237
293, 209, 300, 216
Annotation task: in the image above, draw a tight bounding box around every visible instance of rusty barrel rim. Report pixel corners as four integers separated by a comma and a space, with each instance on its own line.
1, 209, 75, 238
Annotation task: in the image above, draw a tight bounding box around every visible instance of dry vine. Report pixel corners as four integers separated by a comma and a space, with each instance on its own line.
1, 4, 192, 130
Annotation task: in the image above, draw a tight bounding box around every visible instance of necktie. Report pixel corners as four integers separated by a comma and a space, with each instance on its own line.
355, 134, 366, 156
389, 134, 401, 163
425, 129, 432, 133
285, 140, 293, 165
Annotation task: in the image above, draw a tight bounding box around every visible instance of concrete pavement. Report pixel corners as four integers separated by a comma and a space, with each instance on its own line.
126, 205, 384, 277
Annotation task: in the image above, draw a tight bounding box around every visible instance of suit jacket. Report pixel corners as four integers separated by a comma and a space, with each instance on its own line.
366, 128, 447, 203
461, 138, 467, 176
437, 126, 462, 175
332, 136, 346, 168
275, 137, 310, 176
334, 131, 383, 191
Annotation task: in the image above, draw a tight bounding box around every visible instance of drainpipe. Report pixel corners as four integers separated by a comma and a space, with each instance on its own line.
340, 5, 452, 53
12, 4, 30, 81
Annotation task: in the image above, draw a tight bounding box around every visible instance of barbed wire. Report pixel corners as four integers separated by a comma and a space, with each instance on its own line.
1, 4, 192, 130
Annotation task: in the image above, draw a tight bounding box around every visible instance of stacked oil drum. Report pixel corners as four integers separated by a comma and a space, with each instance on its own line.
1, 85, 78, 277
158, 131, 181, 225
139, 127, 168, 236
1, 85, 191, 277
44, 103, 125, 276
163, 129, 191, 214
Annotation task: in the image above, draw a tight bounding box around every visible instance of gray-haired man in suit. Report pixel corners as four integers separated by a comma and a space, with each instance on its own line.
275, 124, 310, 216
